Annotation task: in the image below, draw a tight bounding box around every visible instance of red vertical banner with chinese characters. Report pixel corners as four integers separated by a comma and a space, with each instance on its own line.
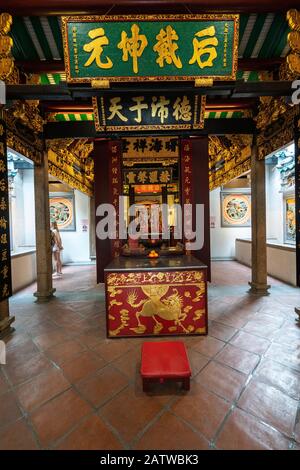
108, 141, 122, 258
94, 140, 122, 283
0, 120, 12, 300
180, 139, 193, 250
180, 138, 210, 280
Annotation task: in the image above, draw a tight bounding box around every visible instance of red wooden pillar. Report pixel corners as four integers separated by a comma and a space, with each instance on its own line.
93, 140, 122, 283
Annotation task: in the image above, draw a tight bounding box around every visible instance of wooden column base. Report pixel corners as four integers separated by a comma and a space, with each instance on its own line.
0, 316, 15, 338
0, 300, 15, 338
33, 287, 56, 303
248, 281, 270, 296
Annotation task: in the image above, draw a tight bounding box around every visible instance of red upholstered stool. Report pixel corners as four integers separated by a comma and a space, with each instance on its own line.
141, 341, 191, 392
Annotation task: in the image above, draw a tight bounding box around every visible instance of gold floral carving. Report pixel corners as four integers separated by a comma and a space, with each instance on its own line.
209, 134, 252, 190
286, 9, 300, 78
107, 270, 204, 286
11, 100, 44, 134
47, 138, 94, 196
4, 109, 43, 164
255, 96, 288, 131
48, 162, 93, 196
257, 104, 299, 160
0, 13, 19, 84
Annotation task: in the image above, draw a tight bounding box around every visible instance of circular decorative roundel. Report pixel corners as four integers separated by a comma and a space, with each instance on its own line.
223, 194, 251, 225
49, 198, 73, 229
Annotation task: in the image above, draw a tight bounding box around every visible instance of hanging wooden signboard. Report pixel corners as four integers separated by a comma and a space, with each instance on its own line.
93, 93, 206, 131
123, 167, 173, 185
62, 14, 239, 83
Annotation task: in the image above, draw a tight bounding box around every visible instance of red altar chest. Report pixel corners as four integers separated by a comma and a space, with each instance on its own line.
104, 255, 208, 338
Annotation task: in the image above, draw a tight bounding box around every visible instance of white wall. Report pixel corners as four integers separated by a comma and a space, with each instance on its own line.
23, 169, 36, 246
11, 251, 36, 293
59, 190, 90, 264
235, 239, 296, 286
210, 187, 252, 260
11, 171, 24, 251
10, 169, 36, 252
266, 164, 284, 243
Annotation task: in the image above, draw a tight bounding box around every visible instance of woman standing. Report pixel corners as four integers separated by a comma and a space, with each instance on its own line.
51, 221, 63, 277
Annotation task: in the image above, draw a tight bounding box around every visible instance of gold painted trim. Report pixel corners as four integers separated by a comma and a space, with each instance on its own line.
195, 78, 214, 87
107, 282, 205, 289
48, 161, 93, 197
92, 96, 104, 131
62, 14, 239, 84
91, 79, 110, 88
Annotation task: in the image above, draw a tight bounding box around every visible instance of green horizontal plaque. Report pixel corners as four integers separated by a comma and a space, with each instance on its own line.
62, 14, 239, 83
93, 93, 205, 132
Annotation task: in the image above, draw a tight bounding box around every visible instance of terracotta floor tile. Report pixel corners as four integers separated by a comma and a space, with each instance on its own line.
60, 350, 106, 384
254, 358, 300, 400
32, 329, 68, 351
4, 333, 31, 351
251, 313, 285, 326
229, 331, 270, 355
28, 320, 60, 338
0, 392, 23, 428
30, 389, 92, 447
265, 343, 300, 372
189, 336, 225, 358
45, 339, 86, 367
238, 379, 298, 437
135, 411, 209, 450
6, 338, 40, 366
74, 329, 104, 348
216, 408, 291, 450
242, 315, 283, 339
6, 261, 300, 451
217, 312, 253, 329
273, 325, 300, 347
294, 420, 300, 443
171, 383, 230, 440
76, 365, 129, 408
16, 368, 70, 412
92, 339, 133, 363
112, 348, 141, 380
187, 349, 210, 376
258, 304, 292, 317
215, 344, 260, 375
208, 321, 237, 342
55, 414, 122, 450
0, 370, 10, 396
5, 353, 53, 386
195, 361, 247, 402
49, 310, 85, 328
0, 419, 38, 450
101, 384, 164, 444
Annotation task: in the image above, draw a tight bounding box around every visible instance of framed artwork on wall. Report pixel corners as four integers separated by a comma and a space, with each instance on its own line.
284, 196, 296, 244
221, 192, 251, 227
49, 192, 76, 231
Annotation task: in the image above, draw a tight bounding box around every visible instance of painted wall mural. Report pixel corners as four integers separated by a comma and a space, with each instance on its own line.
284, 197, 296, 244
221, 192, 251, 227
49, 193, 76, 231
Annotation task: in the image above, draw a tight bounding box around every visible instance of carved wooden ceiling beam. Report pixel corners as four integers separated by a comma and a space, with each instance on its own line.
0, 0, 295, 15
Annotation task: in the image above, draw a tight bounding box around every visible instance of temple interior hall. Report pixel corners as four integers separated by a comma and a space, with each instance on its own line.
1, 0, 300, 455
